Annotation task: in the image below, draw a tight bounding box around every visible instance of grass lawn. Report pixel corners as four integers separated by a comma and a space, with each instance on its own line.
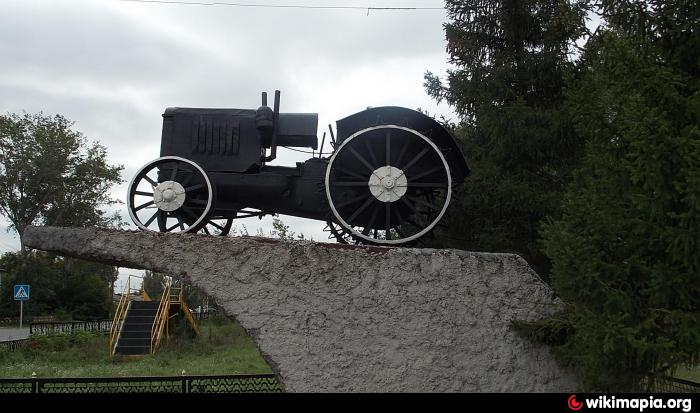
0, 318, 272, 378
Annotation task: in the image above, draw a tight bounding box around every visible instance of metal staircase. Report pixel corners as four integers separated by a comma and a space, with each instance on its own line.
110, 275, 200, 357
115, 301, 160, 355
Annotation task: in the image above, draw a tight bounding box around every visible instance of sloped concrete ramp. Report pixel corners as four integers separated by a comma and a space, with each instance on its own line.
23, 226, 576, 392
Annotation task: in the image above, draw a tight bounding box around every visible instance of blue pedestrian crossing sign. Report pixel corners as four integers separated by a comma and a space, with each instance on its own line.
13, 285, 30, 301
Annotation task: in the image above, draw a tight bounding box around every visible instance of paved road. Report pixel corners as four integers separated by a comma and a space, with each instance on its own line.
0, 327, 30, 341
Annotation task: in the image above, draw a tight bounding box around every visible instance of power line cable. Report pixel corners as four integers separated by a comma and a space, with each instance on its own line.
115, 0, 444, 11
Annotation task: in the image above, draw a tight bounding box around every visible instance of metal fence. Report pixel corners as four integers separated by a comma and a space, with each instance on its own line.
29, 320, 113, 336
0, 317, 19, 327
0, 374, 281, 393
654, 376, 700, 393
0, 372, 696, 393
0, 338, 29, 352
0, 316, 57, 327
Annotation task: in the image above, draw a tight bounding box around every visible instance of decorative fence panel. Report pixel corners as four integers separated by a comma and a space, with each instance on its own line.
29, 320, 113, 336
0, 339, 29, 352
0, 316, 57, 327
0, 374, 282, 393
654, 377, 700, 393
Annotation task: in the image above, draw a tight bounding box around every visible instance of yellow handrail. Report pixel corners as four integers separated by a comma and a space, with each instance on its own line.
109, 276, 132, 356
150, 278, 171, 354
178, 289, 201, 336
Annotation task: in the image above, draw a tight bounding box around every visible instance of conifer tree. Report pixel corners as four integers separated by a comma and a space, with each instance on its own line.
541, 1, 700, 389
424, 0, 588, 275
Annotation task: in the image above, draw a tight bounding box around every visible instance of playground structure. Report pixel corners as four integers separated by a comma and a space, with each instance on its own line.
109, 275, 199, 356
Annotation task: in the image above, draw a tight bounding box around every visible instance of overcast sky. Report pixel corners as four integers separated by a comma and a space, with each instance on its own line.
0, 0, 456, 289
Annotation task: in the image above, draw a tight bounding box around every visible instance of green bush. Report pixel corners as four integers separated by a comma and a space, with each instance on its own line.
70, 330, 98, 345
0, 346, 9, 363
29, 334, 71, 352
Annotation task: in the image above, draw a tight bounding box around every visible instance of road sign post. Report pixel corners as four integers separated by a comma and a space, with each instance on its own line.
13, 284, 30, 329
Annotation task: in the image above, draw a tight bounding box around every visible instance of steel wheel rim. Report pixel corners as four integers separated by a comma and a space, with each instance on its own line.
199, 217, 234, 236
325, 125, 452, 245
127, 156, 213, 233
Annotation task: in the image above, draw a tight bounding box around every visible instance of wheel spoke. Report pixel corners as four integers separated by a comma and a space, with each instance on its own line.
209, 221, 225, 231
362, 204, 380, 235
177, 213, 185, 230
143, 210, 160, 227
181, 207, 199, 220
400, 197, 418, 214
347, 196, 375, 223
404, 182, 447, 188
134, 200, 154, 211
185, 183, 205, 192
407, 166, 443, 182
166, 220, 180, 232
135, 191, 154, 197
392, 205, 403, 226
170, 161, 179, 181
391, 206, 409, 239
332, 181, 368, 187
188, 198, 208, 205
336, 193, 371, 209
364, 139, 379, 169
349, 147, 376, 173
385, 131, 391, 166
333, 167, 367, 180
401, 147, 430, 173
157, 210, 168, 232
181, 171, 195, 187
395, 141, 409, 167
385, 203, 391, 240
143, 174, 157, 187
203, 226, 211, 235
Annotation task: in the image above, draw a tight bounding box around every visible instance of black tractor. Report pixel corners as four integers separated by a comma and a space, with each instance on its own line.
127, 91, 469, 245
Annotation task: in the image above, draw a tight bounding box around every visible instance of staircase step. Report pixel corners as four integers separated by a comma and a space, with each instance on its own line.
121, 324, 154, 333
115, 345, 150, 355
128, 308, 159, 314
123, 321, 155, 327
117, 337, 151, 346
119, 331, 151, 339
121, 321, 153, 326
130, 301, 161, 309
125, 315, 157, 321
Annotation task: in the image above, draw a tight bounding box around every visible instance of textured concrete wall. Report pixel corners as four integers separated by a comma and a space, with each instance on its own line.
23, 226, 577, 392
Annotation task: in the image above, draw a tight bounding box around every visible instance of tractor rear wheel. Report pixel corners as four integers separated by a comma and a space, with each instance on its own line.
324, 125, 452, 245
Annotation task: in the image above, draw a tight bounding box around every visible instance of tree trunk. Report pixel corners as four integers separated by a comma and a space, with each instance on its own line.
18, 231, 27, 284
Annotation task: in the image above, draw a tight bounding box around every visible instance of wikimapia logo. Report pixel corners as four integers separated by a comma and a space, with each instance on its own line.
567, 394, 693, 412
568, 395, 583, 410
